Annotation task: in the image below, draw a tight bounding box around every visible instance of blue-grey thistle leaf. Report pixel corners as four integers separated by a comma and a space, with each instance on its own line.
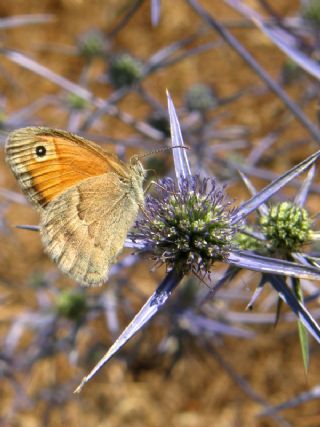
133, 176, 238, 274
167, 90, 191, 182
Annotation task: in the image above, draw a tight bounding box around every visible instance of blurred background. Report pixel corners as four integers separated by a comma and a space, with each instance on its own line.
1, 0, 320, 426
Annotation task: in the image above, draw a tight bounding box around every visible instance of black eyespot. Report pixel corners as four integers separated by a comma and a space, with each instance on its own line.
35, 145, 46, 157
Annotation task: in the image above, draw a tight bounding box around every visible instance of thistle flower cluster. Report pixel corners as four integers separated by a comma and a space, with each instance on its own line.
134, 176, 238, 275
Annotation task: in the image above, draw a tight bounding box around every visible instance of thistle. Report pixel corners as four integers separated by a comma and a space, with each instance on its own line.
134, 176, 237, 275
75, 92, 320, 392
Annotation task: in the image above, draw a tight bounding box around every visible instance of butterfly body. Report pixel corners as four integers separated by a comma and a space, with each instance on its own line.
5, 127, 145, 286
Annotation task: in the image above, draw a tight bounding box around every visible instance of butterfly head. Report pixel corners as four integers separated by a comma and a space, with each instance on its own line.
129, 154, 146, 180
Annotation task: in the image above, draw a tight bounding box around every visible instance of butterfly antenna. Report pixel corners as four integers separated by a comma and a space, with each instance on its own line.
135, 144, 189, 161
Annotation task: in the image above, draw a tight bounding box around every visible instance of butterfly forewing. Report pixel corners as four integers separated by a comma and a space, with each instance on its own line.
5, 127, 130, 210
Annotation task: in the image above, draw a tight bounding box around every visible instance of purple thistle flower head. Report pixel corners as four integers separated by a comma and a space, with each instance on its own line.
133, 175, 239, 275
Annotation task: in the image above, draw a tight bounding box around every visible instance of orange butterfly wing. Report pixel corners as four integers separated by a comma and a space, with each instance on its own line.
5, 127, 129, 210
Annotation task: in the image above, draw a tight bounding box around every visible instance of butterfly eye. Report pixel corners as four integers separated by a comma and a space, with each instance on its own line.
35, 145, 47, 157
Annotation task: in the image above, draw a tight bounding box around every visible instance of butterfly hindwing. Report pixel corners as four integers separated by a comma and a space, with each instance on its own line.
40, 173, 140, 286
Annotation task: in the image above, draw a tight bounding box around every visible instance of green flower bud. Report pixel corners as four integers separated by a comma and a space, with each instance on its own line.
302, 0, 320, 27
186, 84, 218, 113
260, 201, 311, 253
56, 290, 87, 321
235, 230, 266, 253
77, 29, 106, 59
108, 53, 143, 88
147, 112, 171, 137
66, 93, 89, 110
282, 60, 302, 85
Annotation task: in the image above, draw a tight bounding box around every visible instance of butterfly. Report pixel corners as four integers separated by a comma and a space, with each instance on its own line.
5, 127, 145, 286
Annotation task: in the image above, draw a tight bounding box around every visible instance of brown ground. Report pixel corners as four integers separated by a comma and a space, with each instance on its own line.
1, 1, 320, 426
